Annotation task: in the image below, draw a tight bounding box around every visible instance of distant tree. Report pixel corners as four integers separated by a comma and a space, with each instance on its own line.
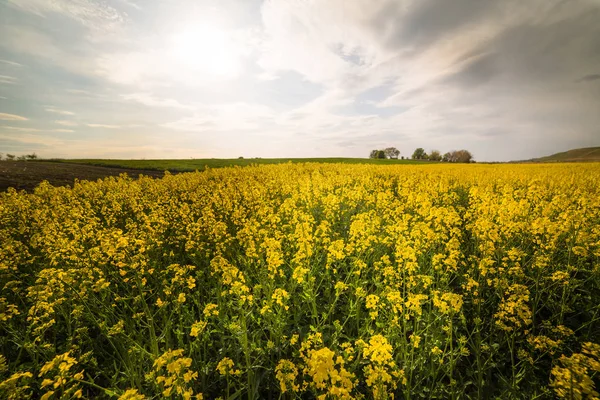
16, 155, 26, 161
369, 150, 379, 159
444, 150, 474, 163
384, 147, 400, 159
6, 154, 15, 160
376, 150, 386, 159
26, 153, 38, 160
401, 156, 405, 160
412, 148, 427, 160
0, 153, 3, 161
429, 150, 442, 161
442, 152, 451, 162
455, 149, 473, 163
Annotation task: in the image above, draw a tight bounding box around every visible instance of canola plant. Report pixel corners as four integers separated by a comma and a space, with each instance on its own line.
1, 163, 599, 399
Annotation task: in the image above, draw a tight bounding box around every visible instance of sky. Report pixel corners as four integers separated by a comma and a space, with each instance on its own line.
0, 0, 599, 161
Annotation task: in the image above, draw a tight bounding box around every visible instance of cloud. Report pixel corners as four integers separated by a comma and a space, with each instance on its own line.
117, 0, 142, 11
0, 25, 100, 78
0, 59, 23, 67
121, 93, 193, 109
2, 0, 599, 160
65, 89, 105, 98
0, 75, 18, 85
96, 25, 257, 87
164, 103, 276, 132
45, 107, 75, 115
51, 129, 75, 133
578, 74, 600, 82
0, 113, 28, 121
7, 0, 126, 31
0, 132, 64, 147
0, 126, 74, 133
87, 124, 121, 129
0, 126, 40, 132
55, 120, 78, 126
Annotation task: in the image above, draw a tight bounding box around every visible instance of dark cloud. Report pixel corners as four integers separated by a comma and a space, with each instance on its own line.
366, 0, 600, 90
442, 53, 499, 88
486, 9, 600, 85
578, 74, 600, 82
368, 0, 494, 53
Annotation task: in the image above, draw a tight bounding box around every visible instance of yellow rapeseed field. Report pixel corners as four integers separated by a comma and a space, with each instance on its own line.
1, 163, 599, 399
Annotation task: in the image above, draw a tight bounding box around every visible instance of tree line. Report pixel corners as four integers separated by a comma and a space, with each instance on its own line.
369, 147, 474, 163
369, 147, 401, 159
0, 153, 38, 161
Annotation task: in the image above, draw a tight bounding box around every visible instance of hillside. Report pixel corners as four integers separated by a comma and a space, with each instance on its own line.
533, 147, 600, 162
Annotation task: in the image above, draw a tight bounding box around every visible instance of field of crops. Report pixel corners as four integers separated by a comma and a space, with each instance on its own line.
1, 163, 599, 399
48, 157, 427, 172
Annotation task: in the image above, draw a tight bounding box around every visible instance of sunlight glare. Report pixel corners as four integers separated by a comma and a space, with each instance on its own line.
170, 23, 241, 79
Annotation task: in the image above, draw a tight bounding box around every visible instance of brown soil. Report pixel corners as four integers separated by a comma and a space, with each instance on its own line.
0, 161, 169, 193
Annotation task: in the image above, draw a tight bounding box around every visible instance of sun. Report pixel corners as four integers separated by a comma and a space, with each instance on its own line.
169, 23, 241, 79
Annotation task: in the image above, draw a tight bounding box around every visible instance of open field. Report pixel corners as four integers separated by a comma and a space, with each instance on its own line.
47, 157, 429, 171
1, 162, 599, 399
0, 161, 169, 193
1, 158, 428, 192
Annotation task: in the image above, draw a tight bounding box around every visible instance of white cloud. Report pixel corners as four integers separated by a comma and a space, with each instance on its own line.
121, 93, 193, 109
0, 75, 18, 84
0, 113, 28, 121
0, 126, 75, 133
0, 126, 40, 132
55, 120, 78, 126
7, 0, 126, 31
117, 0, 142, 11
65, 89, 105, 98
0, 25, 99, 78
163, 103, 276, 132
51, 129, 75, 133
45, 107, 75, 115
0, 60, 23, 67
87, 123, 121, 128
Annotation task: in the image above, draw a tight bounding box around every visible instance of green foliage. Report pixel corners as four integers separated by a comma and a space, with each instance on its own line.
429, 150, 442, 161
370, 147, 400, 159
412, 148, 427, 160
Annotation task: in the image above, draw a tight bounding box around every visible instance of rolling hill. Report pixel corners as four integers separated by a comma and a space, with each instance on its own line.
531, 147, 600, 162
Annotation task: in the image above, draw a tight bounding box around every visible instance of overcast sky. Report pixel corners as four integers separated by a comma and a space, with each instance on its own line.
1, 0, 599, 161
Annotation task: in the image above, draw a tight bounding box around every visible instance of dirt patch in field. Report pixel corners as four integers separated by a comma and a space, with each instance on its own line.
0, 161, 169, 192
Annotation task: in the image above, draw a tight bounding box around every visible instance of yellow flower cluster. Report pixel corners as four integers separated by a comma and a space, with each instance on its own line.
433, 291, 463, 315
551, 342, 600, 399
147, 349, 198, 399
272, 288, 290, 310
494, 284, 533, 332
216, 357, 241, 377
210, 256, 253, 305
39, 352, 84, 400
117, 388, 146, 400
304, 347, 355, 399
362, 335, 406, 400
275, 359, 299, 393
